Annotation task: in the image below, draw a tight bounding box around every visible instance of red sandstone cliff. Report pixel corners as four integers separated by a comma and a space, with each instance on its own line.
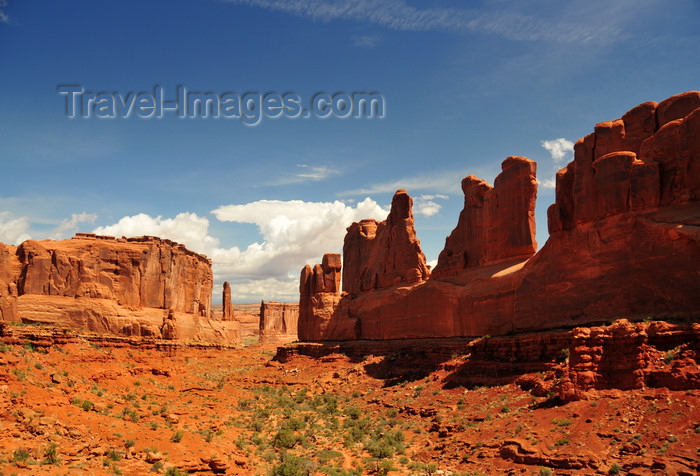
433, 157, 537, 281
259, 301, 299, 343
298, 253, 351, 341
342, 190, 430, 295
299, 92, 700, 341
0, 234, 240, 344
16, 233, 212, 315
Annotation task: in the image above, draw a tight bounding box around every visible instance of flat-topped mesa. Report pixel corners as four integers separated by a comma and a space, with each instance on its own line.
0, 233, 241, 344
259, 300, 299, 343
432, 156, 537, 280
342, 189, 430, 295
73, 232, 212, 263
15, 234, 212, 316
549, 91, 700, 232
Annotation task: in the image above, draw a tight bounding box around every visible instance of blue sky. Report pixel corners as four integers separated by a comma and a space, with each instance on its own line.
0, 0, 698, 302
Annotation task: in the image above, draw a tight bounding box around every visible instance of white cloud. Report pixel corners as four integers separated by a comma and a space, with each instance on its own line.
49, 212, 98, 240
92, 212, 220, 255
211, 197, 387, 279
413, 194, 448, 218
222, 0, 624, 45
228, 276, 299, 303
93, 198, 389, 302
539, 178, 557, 189
541, 138, 574, 164
540, 138, 574, 189
0, 211, 30, 245
353, 35, 380, 48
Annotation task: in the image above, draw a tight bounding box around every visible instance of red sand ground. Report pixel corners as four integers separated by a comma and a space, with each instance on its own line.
0, 327, 697, 475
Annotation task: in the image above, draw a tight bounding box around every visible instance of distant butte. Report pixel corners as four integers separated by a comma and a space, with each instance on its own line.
298, 91, 700, 340
0, 233, 240, 344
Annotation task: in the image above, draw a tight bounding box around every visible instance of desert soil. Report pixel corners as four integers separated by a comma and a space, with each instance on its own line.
0, 330, 698, 475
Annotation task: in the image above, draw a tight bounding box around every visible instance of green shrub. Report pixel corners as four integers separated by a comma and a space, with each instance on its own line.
282, 417, 305, 431
609, 463, 622, 475
170, 430, 184, 443
269, 453, 317, 476
273, 429, 304, 449
663, 347, 680, 364
12, 447, 31, 462
345, 405, 361, 420
365, 440, 394, 459
407, 462, 437, 475
12, 368, 26, 381
164, 467, 187, 476
42, 443, 59, 465
106, 449, 122, 461
315, 449, 343, 466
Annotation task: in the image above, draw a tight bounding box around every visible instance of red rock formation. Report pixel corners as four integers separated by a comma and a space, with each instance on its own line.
222, 281, 235, 321
300, 92, 700, 341
432, 156, 537, 281
0, 243, 19, 323
15, 234, 212, 315
259, 301, 299, 343
161, 309, 180, 340
279, 319, 699, 398
342, 190, 430, 295
298, 253, 357, 341
0, 281, 18, 323
0, 233, 240, 344
550, 91, 700, 230
559, 319, 700, 401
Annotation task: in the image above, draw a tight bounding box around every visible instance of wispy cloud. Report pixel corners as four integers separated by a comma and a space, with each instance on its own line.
268, 164, 340, 185
221, 0, 625, 44
338, 168, 494, 196
0, 1, 8, 24
353, 34, 380, 48
49, 212, 98, 240
540, 138, 574, 189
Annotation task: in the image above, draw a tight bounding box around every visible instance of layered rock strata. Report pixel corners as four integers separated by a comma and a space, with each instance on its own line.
277, 320, 698, 399
0, 234, 240, 344
259, 301, 299, 343
298, 92, 700, 341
